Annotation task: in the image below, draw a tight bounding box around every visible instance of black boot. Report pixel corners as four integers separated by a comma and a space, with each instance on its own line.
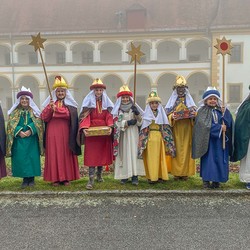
21, 177, 29, 188
211, 182, 220, 189
203, 181, 210, 189
28, 177, 35, 187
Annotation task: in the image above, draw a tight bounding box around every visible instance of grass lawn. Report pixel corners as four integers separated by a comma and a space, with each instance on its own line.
0, 173, 245, 192
1, 156, 245, 192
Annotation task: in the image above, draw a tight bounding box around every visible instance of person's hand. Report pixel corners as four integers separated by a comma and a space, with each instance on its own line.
24, 130, 31, 137
221, 124, 227, 132
127, 119, 137, 126
108, 127, 112, 135
131, 105, 140, 115
83, 129, 89, 137
172, 112, 177, 120
49, 100, 56, 111
19, 131, 27, 138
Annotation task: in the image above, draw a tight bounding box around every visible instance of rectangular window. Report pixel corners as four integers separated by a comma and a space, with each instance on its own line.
56, 52, 66, 64
229, 44, 242, 63
5, 53, 10, 65
82, 51, 93, 64
29, 52, 38, 64
228, 84, 242, 103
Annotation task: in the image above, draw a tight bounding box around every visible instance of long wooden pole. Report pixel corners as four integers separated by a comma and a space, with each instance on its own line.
133, 54, 137, 104
38, 47, 52, 99
222, 54, 226, 149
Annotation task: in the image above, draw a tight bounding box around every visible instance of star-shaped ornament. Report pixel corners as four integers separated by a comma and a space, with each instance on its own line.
214, 37, 233, 56
126, 42, 145, 64
29, 32, 47, 51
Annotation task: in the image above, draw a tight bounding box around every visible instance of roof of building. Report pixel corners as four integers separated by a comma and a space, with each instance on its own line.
0, 0, 249, 35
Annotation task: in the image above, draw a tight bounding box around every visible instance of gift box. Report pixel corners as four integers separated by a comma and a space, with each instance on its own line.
173, 110, 195, 120
86, 126, 110, 136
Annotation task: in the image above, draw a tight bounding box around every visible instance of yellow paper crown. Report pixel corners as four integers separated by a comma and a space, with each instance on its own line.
173, 75, 187, 89
146, 91, 161, 103
117, 85, 133, 98
52, 76, 68, 90
90, 78, 106, 90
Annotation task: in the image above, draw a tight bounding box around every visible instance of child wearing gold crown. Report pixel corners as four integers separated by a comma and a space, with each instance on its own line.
165, 75, 197, 181
41, 76, 81, 186
192, 87, 233, 188
112, 85, 145, 185
78, 79, 114, 190
138, 91, 176, 184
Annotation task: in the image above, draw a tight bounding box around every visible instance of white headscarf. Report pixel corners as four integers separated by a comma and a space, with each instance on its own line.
42, 88, 78, 109
165, 89, 196, 112
80, 90, 114, 113
111, 97, 144, 118
8, 87, 41, 117
141, 103, 169, 130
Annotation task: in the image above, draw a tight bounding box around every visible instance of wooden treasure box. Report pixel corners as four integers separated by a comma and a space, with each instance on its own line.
86, 126, 110, 136
173, 110, 195, 120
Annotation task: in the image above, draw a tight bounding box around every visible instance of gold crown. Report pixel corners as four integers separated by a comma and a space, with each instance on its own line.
146, 91, 161, 103
52, 76, 68, 90
90, 78, 106, 90
119, 85, 131, 92
173, 75, 187, 88
117, 85, 133, 98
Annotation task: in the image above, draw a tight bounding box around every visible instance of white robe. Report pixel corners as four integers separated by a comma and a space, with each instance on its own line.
239, 140, 250, 183
114, 110, 145, 179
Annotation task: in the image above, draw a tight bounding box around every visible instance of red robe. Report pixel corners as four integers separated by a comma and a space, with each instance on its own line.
79, 101, 113, 167
41, 102, 80, 182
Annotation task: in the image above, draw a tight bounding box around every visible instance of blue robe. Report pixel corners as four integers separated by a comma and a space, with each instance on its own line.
200, 108, 233, 183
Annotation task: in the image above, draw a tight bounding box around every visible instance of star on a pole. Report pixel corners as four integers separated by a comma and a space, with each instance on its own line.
126, 42, 145, 64
214, 36, 233, 56
29, 32, 47, 51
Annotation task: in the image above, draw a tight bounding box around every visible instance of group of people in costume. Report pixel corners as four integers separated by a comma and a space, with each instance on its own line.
0, 75, 249, 190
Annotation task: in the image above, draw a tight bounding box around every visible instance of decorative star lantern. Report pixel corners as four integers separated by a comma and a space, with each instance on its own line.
214, 36, 233, 56
29, 32, 47, 51
29, 33, 51, 98
126, 42, 145, 64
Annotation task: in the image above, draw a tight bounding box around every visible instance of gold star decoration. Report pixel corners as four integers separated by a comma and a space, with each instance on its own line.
29, 32, 47, 51
214, 36, 233, 56
126, 42, 145, 64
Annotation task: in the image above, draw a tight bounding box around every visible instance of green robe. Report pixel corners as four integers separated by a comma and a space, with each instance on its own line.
6, 108, 43, 177
232, 99, 250, 161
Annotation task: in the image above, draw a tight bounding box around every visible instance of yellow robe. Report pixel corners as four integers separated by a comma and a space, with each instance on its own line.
143, 122, 169, 181
168, 101, 196, 177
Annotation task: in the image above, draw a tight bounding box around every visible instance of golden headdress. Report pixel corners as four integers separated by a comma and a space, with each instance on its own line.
146, 91, 161, 104
52, 76, 68, 90
90, 78, 106, 90
117, 85, 133, 98
173, 75, 187, 89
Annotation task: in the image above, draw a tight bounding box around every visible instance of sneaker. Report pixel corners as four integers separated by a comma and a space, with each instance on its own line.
120, 179, 128, 185
131, 176, 139, 186
52, 182, 60, 187
86, 176, 94, 190
203, 181, 210, 189
246, 183, 250, 190
148, 179, 157, 184
63, 181, 70, 186
211, 182, 220, 189
96, 173, 104, 182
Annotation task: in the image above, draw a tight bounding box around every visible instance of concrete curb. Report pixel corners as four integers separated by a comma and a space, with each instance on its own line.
0, 189, 249, 198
